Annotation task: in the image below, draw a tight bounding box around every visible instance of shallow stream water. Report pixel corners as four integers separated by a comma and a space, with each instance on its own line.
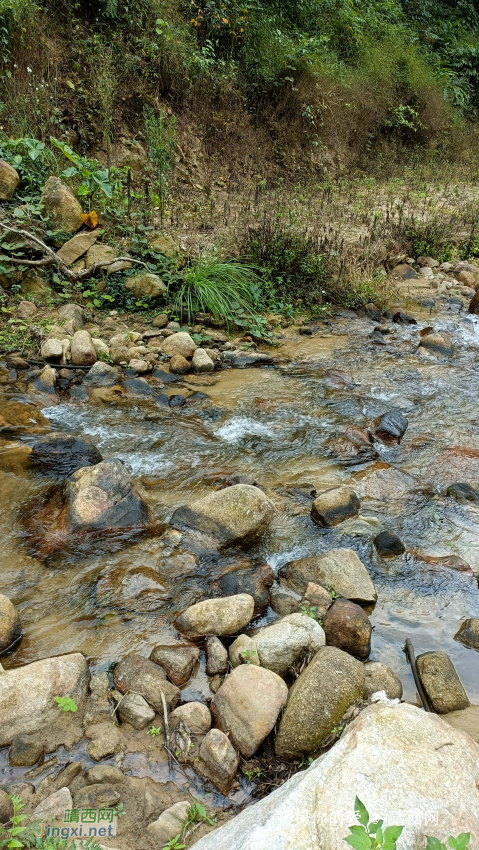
1, 306, 479, 760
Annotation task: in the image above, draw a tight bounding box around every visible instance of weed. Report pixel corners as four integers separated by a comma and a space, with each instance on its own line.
55, 695, 77, 712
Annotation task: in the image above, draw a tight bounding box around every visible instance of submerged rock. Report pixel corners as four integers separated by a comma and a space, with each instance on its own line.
176, 594, 254, 638
0, 594, 21, 654
212, 664, 288, 757
416, 651, 470, 713
171, 484, 274, 545
29, 433, 103, 477
311, 486, 360, 527
192, 700, 479, 850
274, 646, 365, 760
279, 548, 377, 604
27, 459, 150, 558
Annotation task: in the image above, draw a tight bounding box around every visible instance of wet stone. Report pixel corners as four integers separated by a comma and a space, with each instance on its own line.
416, 651, 470, 713
454, 618, 479, 651
374, 530, 406, 557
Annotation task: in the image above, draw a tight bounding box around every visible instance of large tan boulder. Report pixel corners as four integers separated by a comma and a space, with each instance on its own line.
0, 160, 20, 200
40, 177, 83, 233
171, 483, 274, 545
192, 700, 479, 850
212, 664, 288, 757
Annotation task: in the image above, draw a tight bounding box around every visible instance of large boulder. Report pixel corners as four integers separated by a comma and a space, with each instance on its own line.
29, 434, 103, 476
171, 484, 274, 545
0, 160, 20, 200
71, 330, 97, 367
311, 486, 360, 527
279, 548, 377, 604
253, 613, 325, 676
416, 651, 470, 713
162, 332, 197, 358
322, 598, 372, 660
0, 594, 21, 654
124, 273, 167, 300
212, 664, 288, 757
113, 654, 180, 712
0, 653, 89, 747
40, 177, 83, 233
27, 459, 150, 559
176, 594, 254, 638
192, 700, 479, 850
274, 646, 365, 760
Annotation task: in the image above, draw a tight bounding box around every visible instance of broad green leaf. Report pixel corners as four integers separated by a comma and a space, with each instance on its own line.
354, 797, 369, 827
344, 832, 372, 850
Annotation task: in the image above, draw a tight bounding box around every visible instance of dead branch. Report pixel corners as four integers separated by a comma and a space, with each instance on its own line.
0, 221, 149, 283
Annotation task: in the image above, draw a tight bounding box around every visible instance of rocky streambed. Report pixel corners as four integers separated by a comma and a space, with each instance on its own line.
1, 286, 479, 848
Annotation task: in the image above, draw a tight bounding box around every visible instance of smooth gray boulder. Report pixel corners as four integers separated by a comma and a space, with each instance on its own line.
192, 700, 479, 850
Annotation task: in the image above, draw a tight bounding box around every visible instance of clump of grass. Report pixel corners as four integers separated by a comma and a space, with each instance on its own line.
169, 257, 261, 324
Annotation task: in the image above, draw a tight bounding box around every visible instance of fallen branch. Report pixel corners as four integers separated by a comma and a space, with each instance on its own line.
0, 221, 149, 282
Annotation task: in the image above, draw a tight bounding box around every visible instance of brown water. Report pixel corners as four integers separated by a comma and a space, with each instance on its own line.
1, 307, 479, 712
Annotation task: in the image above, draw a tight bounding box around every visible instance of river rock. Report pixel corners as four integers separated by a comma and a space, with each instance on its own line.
373, 530, 405, 556
41, 338, 63, 362
113, 655, 180, 712
301, 583, 333, 617
322, 598, 372, 659
311, 486, 360, 527
117, 693, 155, 729
212, 562, 274, 615
0, 652, 89, 747
274, 646, 365, 760
416, 651, 470, 713
162, 332, 197, 358
169, 354, 191, 374
373, 409, 408, 444
212, 664, 288, 757
197, 728, 239, 795
176, 594, 254, 638
280, 548, 377, 604
124, 273, 167, 300
146, 801, 191, 846
71, 330, 97, 367
9, 733, 43, 766
192, 348, 215, 373
29, 433, 103, 476
229, 634, 259, 667
0, 594, 21, 654
363, 661, 403, 700
0, 789, 14, 824
205, 636, 228, 675
150, 643, 199, 686
419, 331, 453, 357
171, 484, 274, 545
454, 618, 479, 650
169, 702, 212, 735
0, 159, 20, 200
57, 303, 85, 330
254, 613, 325, 676
192, 700, 479, 850
40, 177, 83, 233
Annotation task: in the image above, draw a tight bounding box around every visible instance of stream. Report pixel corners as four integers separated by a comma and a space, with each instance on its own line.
1, 305, 479, 796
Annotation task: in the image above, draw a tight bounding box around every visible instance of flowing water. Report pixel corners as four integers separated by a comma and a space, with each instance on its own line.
1, 307, 479, 722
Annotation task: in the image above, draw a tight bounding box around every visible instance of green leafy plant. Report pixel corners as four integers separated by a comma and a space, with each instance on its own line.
344, 798, 403, 850
425, 836, 470, 850
143, 105, 176, 226
55, 695, 77, 713
170, 257, 261, 325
